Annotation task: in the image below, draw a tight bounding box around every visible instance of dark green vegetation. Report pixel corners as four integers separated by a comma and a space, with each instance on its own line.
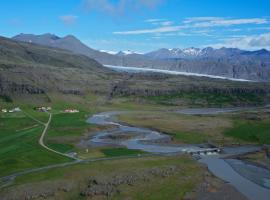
0, 95, 12, 102
225, 118, 270, 144
145, 90, 265, 107
1, 155, 205, 200
46, 112, 89, 153
101, 148, 146, 157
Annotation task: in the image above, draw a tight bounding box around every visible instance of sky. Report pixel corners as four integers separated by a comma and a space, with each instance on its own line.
1, 0, 270, 53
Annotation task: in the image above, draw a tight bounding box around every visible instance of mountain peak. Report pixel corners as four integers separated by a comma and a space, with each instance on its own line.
63, 34, 78, 40
41, 33, 60, 39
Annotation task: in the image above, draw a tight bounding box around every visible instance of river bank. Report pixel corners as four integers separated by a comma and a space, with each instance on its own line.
86, 110, 270, 200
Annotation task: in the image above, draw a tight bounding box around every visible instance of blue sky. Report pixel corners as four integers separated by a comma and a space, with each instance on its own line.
1, 0, 270, 52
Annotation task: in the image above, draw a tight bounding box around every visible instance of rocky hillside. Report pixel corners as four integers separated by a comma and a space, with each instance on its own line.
12, 33, 270, 82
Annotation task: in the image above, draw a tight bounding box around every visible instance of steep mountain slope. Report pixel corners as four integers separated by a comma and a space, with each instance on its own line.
12, 33, 270, 81
0, 36, 115, 98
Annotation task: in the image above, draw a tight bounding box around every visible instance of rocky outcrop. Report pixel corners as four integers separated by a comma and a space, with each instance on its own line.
0, 79, 45, 95
80, 166, 178, 198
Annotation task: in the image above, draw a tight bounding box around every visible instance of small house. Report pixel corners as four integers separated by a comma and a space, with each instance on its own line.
9, 107, 21, 113
36, 107, 51, 112
1, 109, 7, 113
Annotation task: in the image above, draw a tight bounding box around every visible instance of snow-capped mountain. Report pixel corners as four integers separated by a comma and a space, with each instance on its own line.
144, 47, 254, 59
182, 47, 202, 56
145, 47, 204, 59
116, 50, 142, 56
99, 50, 118, 55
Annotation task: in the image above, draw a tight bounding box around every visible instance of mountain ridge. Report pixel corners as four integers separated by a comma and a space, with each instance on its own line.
12, 33, 270, 81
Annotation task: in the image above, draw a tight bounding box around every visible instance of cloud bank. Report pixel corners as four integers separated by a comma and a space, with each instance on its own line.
211, 33, 270, 50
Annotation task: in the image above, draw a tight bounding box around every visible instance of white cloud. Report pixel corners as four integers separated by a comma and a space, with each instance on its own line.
209, 33, 270, 50
114, 25, 184, 35
183, 17, 223, 24
160, 21, 174, 26
59, 15, 78, 25
144, 18, 174, 26
144, 18, 166, 23
82, 0, 164, 16
114, 17, 268, 36
185, 17, 268, 28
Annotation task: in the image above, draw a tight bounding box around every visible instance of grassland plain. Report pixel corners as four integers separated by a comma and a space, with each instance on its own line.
1, 155, 205, 200
117, 108, 270, 146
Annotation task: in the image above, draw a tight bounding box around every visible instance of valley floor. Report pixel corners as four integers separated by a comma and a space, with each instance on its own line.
0, 94, 270, 199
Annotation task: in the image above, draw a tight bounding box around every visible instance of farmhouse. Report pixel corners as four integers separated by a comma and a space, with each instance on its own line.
36, 107, 52, 112
9, 107, 21, 113
64, 109, 79, 113
1, 109, 7, 113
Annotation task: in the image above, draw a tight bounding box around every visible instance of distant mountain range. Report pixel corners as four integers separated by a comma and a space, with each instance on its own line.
12, 33, 270, 81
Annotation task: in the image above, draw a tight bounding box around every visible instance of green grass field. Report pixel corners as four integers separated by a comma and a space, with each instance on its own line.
0, 110, 71, 177
46, 111, 98, 153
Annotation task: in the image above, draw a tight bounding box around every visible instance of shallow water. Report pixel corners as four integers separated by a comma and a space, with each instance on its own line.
226, 159, 270, 189
200, 157, 270, 200
87, 111, 204, 153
